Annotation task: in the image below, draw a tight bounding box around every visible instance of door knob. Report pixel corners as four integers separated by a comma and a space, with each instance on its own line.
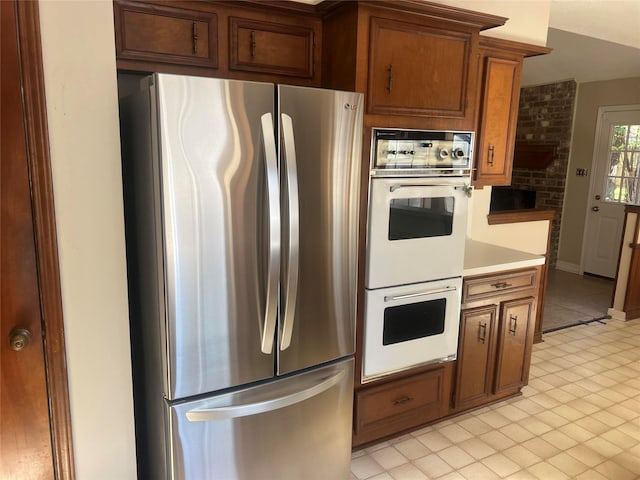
9, 328, 32, 351
595, 195, 601, 200
592, 206, 600, 212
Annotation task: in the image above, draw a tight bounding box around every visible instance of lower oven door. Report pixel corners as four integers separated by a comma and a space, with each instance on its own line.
365, 177, 469, 289
363, 277, 462, 382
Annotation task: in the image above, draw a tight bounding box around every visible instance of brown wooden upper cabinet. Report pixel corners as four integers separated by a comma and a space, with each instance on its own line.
114, 1, 218, 69
473, 37, 551, 186
229, 17, 316, 79
113, 0, 322, 85
321, 1, 506, 130
367, 17, 472, 121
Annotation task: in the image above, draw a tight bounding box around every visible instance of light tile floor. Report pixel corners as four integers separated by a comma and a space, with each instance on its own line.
543, 270, 614, 332
351, 319, 640, 480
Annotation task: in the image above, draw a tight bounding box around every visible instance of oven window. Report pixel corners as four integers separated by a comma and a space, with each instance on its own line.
383, 298, 446, 345
388, 197, 454, 240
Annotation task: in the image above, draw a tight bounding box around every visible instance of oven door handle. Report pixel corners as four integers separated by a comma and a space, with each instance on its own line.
384, 285, 457, 302
389, 183, 470, 192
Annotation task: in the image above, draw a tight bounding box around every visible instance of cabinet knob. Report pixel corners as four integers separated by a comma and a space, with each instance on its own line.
509, 315, 518, 335
479, 322, 487, 343
9, 328, 33, 351
393, 396, 414, 406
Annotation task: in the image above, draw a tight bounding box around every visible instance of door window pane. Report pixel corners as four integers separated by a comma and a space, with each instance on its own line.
388, 197, 454, 240
383, 298, 446, 345
605, 125, 640, 204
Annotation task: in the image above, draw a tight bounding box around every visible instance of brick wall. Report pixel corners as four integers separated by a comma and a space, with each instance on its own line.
513, 80, 577, 267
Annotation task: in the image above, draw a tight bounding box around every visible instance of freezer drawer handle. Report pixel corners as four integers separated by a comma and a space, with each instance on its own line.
185, 369, 346, 421
260, 113, 280, 354
280, 114, 300, 351
384, 285, 457, 302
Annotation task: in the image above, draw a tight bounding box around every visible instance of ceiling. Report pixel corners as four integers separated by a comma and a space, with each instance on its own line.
521, 0, 640, 86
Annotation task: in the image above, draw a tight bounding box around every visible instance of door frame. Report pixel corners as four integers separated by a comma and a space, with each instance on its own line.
13, 2, 74, 478
580, 104, 640, 275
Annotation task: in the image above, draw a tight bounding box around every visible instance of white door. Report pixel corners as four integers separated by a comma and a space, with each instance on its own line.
583, 107, 640, 278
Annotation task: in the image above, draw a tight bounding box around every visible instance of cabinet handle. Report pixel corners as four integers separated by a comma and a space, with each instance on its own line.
250, 30, 256, 59
488, 144, 495, 166
393, 396, 414, 405
192, 22, 198, 55
490, 281, 512, 289
509, 315, 518, 335
387, 64, 394, 94
479, 322, 487, 344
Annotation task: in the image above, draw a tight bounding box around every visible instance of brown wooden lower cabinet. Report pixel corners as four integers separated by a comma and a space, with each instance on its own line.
454, 305, 498, 410
351, 267, 540, 447
352, 363, 452, 447
453, 268, 539, 413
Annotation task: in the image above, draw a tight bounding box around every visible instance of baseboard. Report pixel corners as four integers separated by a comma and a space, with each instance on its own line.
608, 308, 627, 321
555, 261, 580, 274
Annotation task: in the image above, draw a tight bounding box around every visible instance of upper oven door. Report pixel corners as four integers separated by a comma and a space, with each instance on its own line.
366, 177, 468, 289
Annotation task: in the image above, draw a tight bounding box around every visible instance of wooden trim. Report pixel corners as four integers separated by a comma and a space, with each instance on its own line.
625, 205, 640, 215
15, 2, 75, 478
319, 0, 507, 30
487, 208, 555, 225
479, 36, 552, 58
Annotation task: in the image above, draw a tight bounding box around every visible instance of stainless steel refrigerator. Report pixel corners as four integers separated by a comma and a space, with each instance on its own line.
119, 74, 363, 480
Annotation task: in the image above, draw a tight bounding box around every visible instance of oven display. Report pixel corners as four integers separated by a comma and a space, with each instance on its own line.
383, 298, 446, 345
388, 196, 454, 240
372, 129, 474, 173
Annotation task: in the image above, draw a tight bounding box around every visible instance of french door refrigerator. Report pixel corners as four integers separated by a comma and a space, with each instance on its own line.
119, 74, 363, 480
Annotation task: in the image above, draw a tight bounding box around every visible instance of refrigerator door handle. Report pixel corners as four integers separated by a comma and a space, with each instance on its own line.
185, 368, 345, 421
280, 114, 300, 351
260, 113, 280, 354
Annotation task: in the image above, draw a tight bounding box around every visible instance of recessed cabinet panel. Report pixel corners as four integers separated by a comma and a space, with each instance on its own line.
353, 364, 451, 446
494, 297, 534, 394
367, 17, 471, 119
115, 1, 217, 68
474, 55, 521, 185
229, 18, 315, 78
454, 305, 497, 409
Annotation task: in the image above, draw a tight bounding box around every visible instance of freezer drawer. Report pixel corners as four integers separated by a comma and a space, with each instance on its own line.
166, 359, 354, 480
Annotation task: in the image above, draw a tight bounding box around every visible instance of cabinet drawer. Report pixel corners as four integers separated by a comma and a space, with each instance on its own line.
355, 367, 446, 435
463, 269, 537, 303
229, 17, 316, 78
114, 1, 218, 68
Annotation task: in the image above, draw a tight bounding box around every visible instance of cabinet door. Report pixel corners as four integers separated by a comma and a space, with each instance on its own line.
229, 17, 316, 79
494, 297, 534, 394
367, 17, 473, 120
474, 55, 522, 186
454, 305, 498, 410
114, 1, 217, 68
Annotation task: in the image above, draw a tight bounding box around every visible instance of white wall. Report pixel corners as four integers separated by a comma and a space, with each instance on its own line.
39, 1, 137, 478
433, 0, 550, 45
467, 188, 550, 255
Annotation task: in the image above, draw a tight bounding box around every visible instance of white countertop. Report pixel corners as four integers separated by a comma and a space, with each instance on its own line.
464, 239, 545, 277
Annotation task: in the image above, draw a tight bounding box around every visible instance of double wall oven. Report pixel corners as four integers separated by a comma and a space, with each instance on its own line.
363, 129, 474, 382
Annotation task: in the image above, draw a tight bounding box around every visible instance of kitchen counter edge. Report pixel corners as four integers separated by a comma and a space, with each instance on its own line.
463, 239, 545, 277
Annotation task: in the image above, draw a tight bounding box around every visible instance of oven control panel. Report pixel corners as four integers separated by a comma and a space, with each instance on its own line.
372, 129, 474, 176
